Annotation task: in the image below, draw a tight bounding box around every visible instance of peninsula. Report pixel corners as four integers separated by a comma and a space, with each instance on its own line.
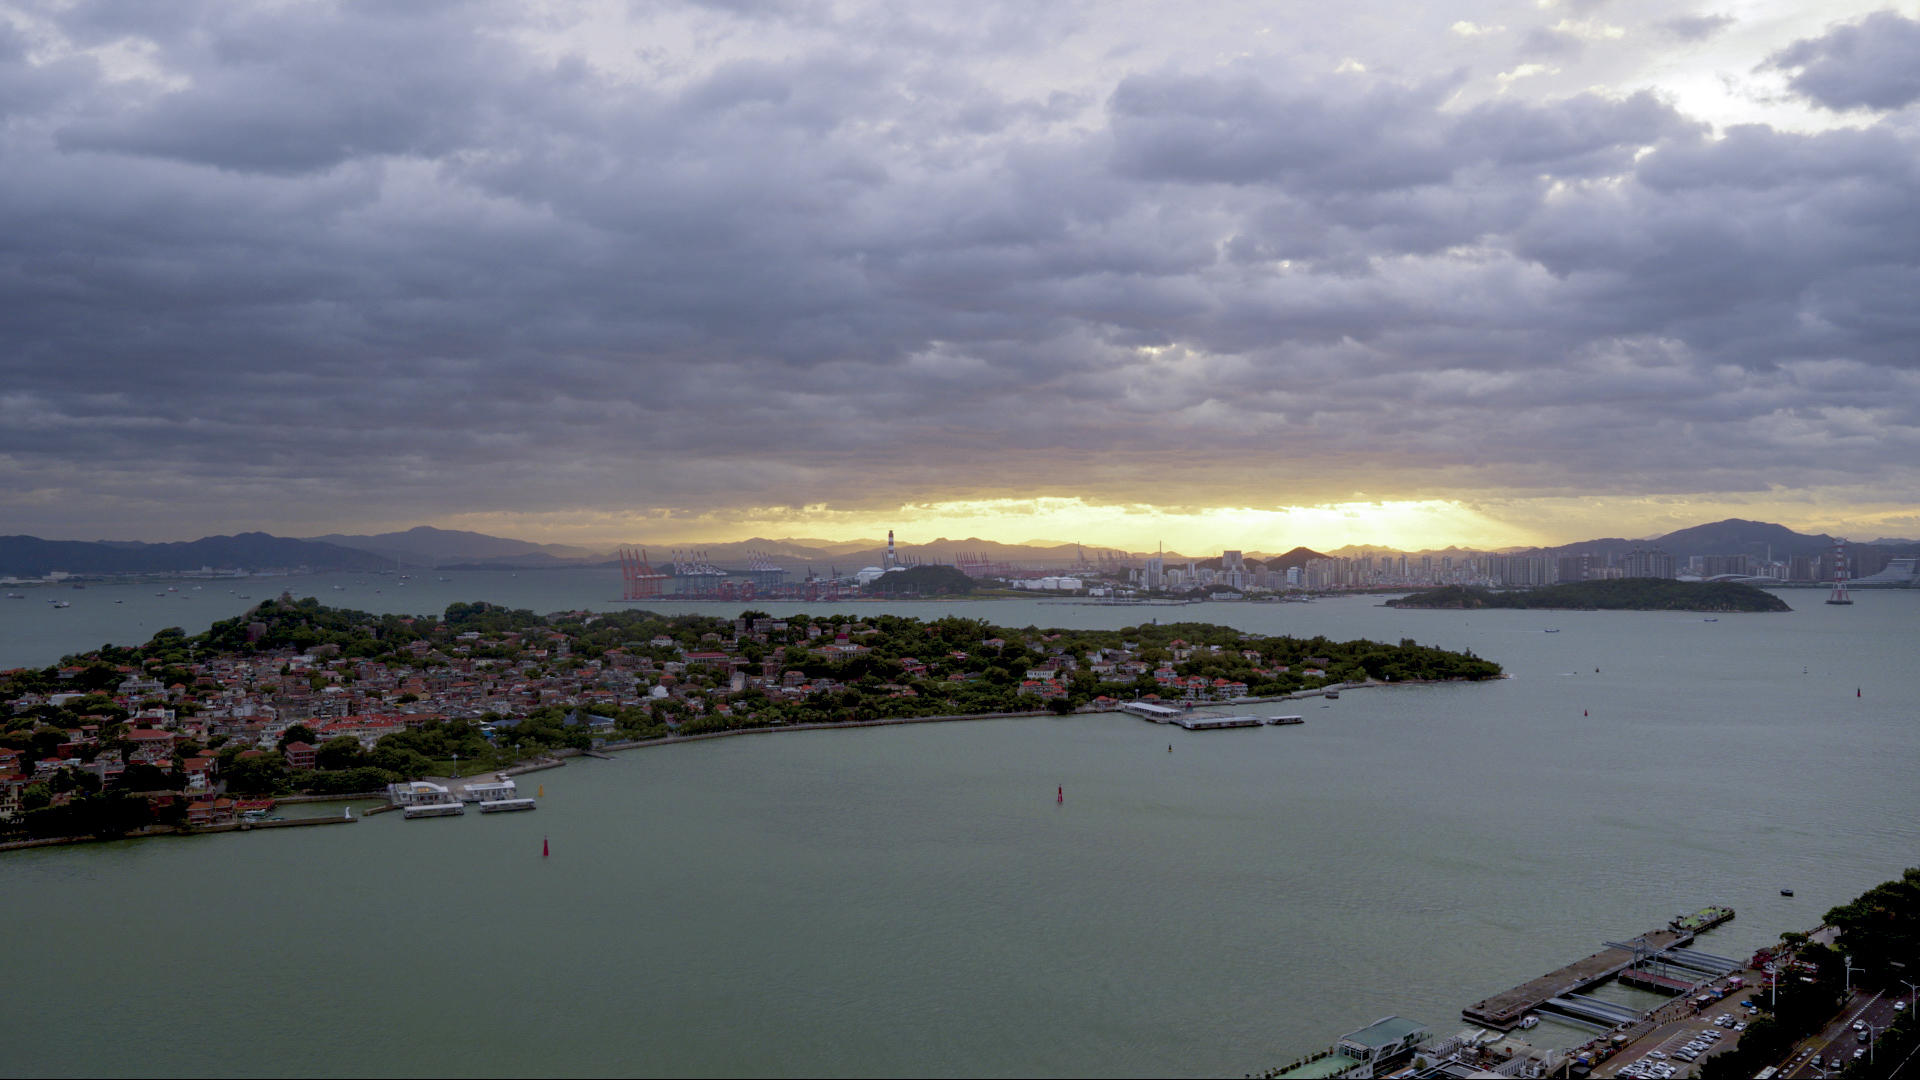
0, 598, 1502, 843
1385, 579, 1792, 613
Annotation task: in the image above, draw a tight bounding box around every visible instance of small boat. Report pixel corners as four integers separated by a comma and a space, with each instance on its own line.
1544, 628, 1560, 633
1781, 888, 1795, 897
3, 592, 23, 599
1703, 617, 1718, 622
1518, 1015, 1539, 1030
1324, 690, 1340, 700
49, 599, 70, 608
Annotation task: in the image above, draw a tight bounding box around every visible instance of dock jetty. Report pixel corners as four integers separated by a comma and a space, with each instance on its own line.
1462, 926, 1693, 1030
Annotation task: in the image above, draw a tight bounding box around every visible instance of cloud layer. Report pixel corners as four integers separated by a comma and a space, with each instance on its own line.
3, 0, 1918, 544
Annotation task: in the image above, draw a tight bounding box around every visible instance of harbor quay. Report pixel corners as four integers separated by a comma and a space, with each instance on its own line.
1261, 907, 1761, 1078
1461, 927, 1696, 1030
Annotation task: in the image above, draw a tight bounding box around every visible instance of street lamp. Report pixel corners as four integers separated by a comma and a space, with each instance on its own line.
1844, 954, 1859, 994
1900, 978, 1920, 1014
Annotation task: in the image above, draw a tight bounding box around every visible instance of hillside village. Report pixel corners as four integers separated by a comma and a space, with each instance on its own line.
0, 596, 1500, 839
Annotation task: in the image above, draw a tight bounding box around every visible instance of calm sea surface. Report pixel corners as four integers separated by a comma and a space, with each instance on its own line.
2, 574, 1915, 1077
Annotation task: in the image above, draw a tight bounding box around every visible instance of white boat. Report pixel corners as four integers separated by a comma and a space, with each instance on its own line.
1518, 1015, 1539, 1029
49, 600, 70, 608
1264, 714, 1305, 726
478, 798, 537, 813
402, 803, 465, 819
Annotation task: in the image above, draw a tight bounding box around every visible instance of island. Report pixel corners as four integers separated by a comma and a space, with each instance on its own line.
0, 597, 1503, 843
1384, 578, 1792, 612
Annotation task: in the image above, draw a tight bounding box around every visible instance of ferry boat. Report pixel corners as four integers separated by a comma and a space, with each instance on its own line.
1670, 905, 1735, 933
1264, 714, 1305, 726
478, 798, 537, 813
402, 802, 465, 819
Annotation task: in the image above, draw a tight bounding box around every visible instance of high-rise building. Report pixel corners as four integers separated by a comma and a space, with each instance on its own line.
1619, 548, 1676, 579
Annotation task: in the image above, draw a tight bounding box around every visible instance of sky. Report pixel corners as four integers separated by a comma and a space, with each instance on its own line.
4, 0, 1919, 554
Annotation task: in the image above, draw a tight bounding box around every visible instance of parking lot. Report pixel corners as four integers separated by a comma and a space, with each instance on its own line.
1609, 1018, 1739, 1078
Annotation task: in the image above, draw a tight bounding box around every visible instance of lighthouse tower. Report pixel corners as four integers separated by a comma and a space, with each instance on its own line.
886, 530, 897, 570
1827, 540, 1853, 605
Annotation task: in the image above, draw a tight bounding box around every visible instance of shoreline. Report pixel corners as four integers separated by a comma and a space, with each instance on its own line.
576, 678, 1404, 757
5, 677, 1454, 849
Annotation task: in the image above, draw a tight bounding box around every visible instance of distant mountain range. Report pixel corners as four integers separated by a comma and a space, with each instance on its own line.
2, 517, 1911, 577
1524, 518, 1868, 562
0, 532, 392, 577
304, 526, 602, 567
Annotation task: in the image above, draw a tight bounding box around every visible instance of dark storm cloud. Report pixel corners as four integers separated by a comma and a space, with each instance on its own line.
1764, 10, 1920, 111
1, 0, 1917, 537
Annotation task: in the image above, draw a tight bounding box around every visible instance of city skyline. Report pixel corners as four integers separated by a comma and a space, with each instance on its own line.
5, 2, 1918, 551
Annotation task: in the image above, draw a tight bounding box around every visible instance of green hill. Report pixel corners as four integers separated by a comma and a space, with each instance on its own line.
1386, 579, 1791, 612
863, 565, 976, 595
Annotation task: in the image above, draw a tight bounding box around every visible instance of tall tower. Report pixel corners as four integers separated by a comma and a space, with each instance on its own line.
886, 530, 897, 570
1827, 540, 1853, 605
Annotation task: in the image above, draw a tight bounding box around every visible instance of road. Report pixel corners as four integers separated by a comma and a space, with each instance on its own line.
1778, 990, 1908, 1078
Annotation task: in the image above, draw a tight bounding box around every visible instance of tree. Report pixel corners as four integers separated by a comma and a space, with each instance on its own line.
278, 724, 317, 750
224, 753, 290, 796
117, 762, 174, 792
315, 736, 368, 771
21, 782, 50, 811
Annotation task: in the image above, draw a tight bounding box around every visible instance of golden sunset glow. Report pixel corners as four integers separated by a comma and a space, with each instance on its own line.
425, 492, 1920, 556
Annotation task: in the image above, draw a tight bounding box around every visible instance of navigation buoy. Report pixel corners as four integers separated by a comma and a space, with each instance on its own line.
1057, 786, 1063, 804
1583, 709, 1588, 717
1858, 688, 1862, 698
538, 784, 544, 798
542, 836, 549, 858
1168, 744, 1173, 753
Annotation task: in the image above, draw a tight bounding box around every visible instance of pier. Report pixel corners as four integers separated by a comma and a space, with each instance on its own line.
1172, 714, 1263, 730
1462, 926, 1693, 1030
